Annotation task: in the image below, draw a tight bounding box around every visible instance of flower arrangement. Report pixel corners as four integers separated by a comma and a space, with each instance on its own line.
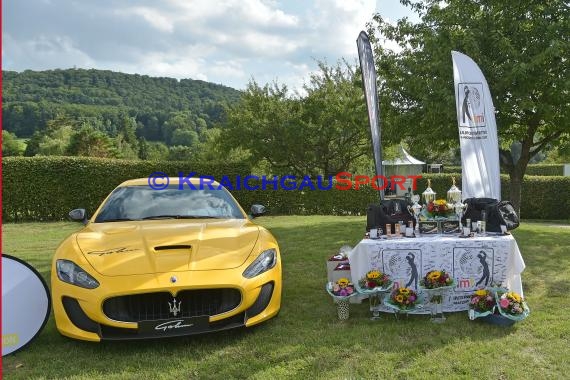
498, 291, 527, 316
330, 277, 355, 297
420, 270, 454, 289
468, 288, 529, 324
388, 287, 419, 310
427, 199, 452, 216
469, 289, 496, 313
358, 270, 391, 290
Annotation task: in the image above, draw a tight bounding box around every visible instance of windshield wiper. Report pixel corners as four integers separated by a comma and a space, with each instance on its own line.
141, 215, 222, 220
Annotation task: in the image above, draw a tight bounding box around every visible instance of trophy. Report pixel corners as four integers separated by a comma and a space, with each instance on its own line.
408, 194, 422, 236
422, 179, 436, 205
447, 177, 462, 204
448, 177, 465, 226
454, 201, 468, 230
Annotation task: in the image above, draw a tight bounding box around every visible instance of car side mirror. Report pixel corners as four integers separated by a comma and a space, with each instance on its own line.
250, 204, 266, 218
69, 208, 88, 224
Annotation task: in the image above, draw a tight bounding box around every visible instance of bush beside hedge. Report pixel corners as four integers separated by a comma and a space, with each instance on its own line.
3, 157, 569, 221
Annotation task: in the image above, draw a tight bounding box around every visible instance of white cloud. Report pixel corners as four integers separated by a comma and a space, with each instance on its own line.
3, 33, 95, 70
125, 7, 175, 33
3, 0, 416, 91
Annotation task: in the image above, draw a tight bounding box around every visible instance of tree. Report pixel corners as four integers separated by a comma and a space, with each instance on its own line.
21, 114, 75, 156
368, 0, 569, 214
171, 128, 199, 147
168, 145, 194, 161
147, 141, 170, 160
196, 128, 250, 163
67, 126, 115, 158
2, 130, 25, 156
162, 112, 197, 145
138, 137, 150, 160
222, 61, 370, 176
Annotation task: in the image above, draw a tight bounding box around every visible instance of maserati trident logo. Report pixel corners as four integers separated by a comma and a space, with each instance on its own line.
168, 297, 182, 317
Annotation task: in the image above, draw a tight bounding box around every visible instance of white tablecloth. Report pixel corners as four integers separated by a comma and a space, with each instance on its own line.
347, 234, 525, 312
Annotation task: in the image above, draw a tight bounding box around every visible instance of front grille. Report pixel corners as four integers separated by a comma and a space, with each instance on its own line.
99, 313, 246, 340
103, 288, 242, 322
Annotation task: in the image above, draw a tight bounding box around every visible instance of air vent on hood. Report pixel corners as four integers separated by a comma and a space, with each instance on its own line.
154, 245, 192, 251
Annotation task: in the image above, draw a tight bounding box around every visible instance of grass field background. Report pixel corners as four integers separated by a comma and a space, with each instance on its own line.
2, 217, 570, 379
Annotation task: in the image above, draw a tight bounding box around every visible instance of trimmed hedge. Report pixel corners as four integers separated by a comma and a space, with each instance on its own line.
412, 174, 570, 220
230, 174, 570, 219
445, 164, 565, 176
2, 157, 250, 222
3, 157, 569, 221
444, 166, 462, 173
525, 164, 564, 176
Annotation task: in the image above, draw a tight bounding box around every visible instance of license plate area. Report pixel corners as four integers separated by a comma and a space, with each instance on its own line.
139, 316, 209, 337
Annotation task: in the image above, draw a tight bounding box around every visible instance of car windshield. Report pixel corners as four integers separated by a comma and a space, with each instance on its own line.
94, 185, 245, 222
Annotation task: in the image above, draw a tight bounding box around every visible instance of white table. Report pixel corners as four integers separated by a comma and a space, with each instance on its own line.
347, 234, 525, 312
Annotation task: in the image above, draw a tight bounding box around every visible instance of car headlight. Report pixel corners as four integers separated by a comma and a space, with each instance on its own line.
56, 260, 100, 289
243, 248, 277, 278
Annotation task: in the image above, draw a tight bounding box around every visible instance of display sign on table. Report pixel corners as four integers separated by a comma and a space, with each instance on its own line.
348, 235, 525, 313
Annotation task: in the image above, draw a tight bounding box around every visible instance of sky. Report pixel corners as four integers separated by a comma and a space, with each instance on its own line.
2, 0, 416, 91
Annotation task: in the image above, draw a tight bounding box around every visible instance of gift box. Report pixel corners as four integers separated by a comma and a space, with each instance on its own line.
329, 262, 351, 283
441, 220, 460, 234
326, 255, 349, 282
419, 220, 439, 234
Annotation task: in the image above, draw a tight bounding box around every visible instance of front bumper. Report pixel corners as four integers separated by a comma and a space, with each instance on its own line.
52, 266, 281, 341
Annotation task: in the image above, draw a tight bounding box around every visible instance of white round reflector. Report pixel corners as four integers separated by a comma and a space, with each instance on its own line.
2, 254, 51, 356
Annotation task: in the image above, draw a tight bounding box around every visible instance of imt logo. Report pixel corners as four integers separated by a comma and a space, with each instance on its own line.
458, 83, 486, 128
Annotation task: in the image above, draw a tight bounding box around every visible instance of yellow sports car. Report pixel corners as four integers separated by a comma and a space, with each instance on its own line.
51, 177, 281, 341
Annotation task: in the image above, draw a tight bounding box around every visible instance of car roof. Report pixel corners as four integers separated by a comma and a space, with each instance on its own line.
119, 177, 220, 187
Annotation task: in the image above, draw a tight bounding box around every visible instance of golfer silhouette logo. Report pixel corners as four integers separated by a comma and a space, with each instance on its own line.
405, 252, 418, 288
476, 251, 490, 286
461, 85, 472, 124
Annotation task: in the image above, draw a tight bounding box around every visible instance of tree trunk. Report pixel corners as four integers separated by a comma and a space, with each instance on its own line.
508, 169, 523, 219
506, 144, 532, 218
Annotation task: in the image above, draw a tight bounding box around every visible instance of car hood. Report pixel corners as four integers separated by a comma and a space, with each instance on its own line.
76, 219, 259, 276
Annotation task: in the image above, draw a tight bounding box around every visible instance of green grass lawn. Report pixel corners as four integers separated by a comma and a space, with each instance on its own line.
2, 217, 570, 379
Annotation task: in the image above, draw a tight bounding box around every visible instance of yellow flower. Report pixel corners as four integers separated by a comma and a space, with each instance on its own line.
395, 295, 404, 303
337, 278, 349, 288
475, 289, 487, 297
428, 271, 441, 281
399, 288, 410, 295
367, 270, 381, 280
507, 292, 522, 303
